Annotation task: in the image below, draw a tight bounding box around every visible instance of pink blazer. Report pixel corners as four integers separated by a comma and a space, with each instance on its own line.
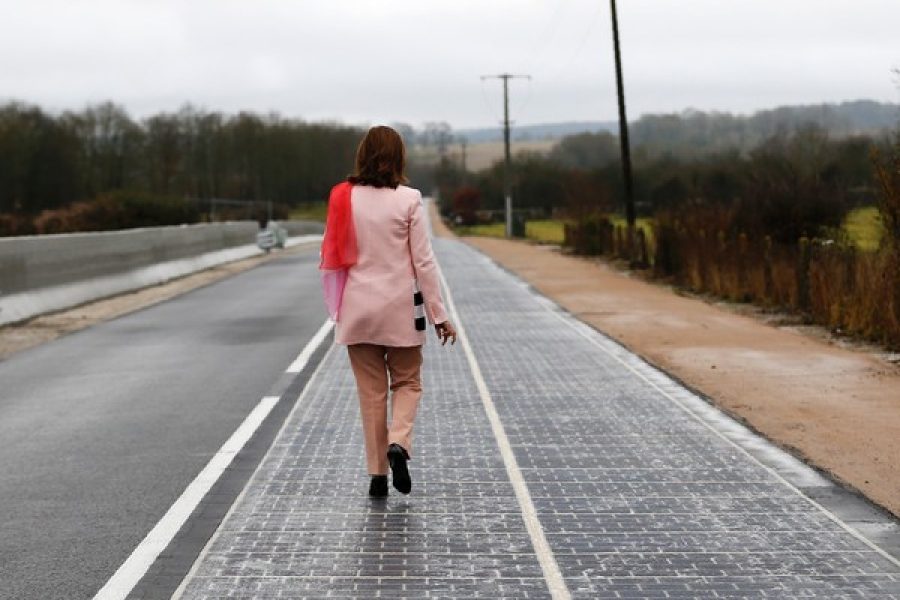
333, 184, 449, 347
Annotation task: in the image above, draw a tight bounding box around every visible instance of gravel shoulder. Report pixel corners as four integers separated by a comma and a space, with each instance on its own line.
431, 211, 900, 518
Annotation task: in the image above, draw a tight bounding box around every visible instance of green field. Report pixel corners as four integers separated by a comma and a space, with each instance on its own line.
454, 222, 506, 238
526, 220, 567, 244
455, 209, 884, 252
455, 216, 654, 246
288, 202, 328, 222
843, 206, 884, 251
455, 220, 567, 244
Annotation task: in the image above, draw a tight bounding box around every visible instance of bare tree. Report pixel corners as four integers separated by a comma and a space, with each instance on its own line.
422, 122, 454, 158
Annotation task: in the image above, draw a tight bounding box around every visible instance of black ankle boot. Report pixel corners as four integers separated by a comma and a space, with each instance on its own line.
387, 443, 411, 494
368, 475, 388, 498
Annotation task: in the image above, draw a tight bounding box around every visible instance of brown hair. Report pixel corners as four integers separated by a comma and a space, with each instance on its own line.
347, 125, 408, 189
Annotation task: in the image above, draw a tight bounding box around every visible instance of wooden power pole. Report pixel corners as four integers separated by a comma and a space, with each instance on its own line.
609, 0, 636, 239
481, 73, 531, 238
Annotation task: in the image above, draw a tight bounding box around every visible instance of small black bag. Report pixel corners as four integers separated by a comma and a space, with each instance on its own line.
414, 282, 426, 331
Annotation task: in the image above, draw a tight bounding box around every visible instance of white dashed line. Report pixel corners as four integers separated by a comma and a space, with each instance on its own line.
286, 319, 334, 373
93, 322, 333, 600
172, 342, 337, 599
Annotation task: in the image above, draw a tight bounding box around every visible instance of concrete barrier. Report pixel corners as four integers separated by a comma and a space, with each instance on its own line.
0, 220, 323, 326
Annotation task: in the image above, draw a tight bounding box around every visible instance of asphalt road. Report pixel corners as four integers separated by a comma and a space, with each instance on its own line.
0, 245, 327, 600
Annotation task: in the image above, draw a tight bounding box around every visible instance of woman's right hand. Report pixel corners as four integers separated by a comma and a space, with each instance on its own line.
435, 321, 457, 346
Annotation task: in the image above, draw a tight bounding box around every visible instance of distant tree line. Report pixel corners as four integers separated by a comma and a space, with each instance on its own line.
627, 100, 898, 159
3, 98, 896, 237
441, 124, 890, 244
0, 101, 364, 218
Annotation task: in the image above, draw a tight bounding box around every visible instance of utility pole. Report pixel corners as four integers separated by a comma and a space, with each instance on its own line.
609, 0, 636, 245
460, 137, 468, 176
481, 73, 531, 238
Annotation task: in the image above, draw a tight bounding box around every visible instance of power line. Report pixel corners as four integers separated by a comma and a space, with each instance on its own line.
481, 73, 532, 238
523, 0, 571, 76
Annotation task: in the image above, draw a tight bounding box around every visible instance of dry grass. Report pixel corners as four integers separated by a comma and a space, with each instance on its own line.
455, 222, 505, 238
652, 220, 900, 348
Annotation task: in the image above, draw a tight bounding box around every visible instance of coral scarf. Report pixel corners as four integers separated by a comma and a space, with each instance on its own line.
319, 181, 357, 320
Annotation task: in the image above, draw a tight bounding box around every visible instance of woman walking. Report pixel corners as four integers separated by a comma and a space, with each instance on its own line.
320, 125, 456, 498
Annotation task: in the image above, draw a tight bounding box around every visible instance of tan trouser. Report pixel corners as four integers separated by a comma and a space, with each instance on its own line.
347, 343, 423, 475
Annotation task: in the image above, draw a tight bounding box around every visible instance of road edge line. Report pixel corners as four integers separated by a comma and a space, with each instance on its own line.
435, 260, 572, 600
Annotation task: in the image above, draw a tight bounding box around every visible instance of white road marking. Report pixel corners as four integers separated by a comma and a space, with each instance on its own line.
286, 319, 334, 373
436, 264, 572, 600
92, 321, 334, 600
171, 342, 337, 599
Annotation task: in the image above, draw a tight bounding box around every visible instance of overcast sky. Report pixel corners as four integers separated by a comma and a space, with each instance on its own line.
1, 0, 898, 129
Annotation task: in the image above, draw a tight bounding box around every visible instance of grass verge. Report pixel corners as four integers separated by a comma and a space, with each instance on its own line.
843, 206, 884, 251
288, 202, 328, 222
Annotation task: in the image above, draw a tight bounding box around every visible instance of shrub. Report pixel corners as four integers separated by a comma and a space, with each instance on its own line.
32, 190, 202, 234
562, 170, 612, 219
870, 141, 900, 344
0, 212, 37, 236
872, 144, 900, 250
563, 213, 614, 255
451, 186, 481, 226
736, 127, 850, 244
